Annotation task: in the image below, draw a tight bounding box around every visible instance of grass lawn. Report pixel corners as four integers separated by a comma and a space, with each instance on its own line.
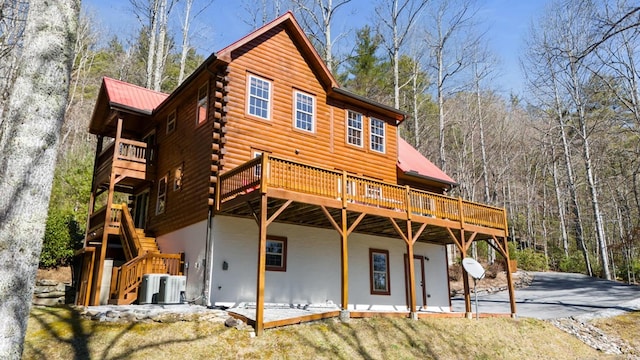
23, 306, 618, 360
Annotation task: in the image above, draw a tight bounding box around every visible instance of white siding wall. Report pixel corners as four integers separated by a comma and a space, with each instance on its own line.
156, 221, 208, 302
208, 216, 450, 310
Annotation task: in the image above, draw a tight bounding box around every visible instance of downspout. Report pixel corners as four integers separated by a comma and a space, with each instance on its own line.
204, 208, 214, 307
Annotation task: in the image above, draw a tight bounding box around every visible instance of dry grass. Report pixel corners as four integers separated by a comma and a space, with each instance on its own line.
591, 311, 640, 357
24, 306, 611, 360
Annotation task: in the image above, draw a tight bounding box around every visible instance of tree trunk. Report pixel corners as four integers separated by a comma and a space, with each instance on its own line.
569, 58, 610, 279
145, 0, 159, 89
0, 0, 77, 358
178, 0, 193, 84
152, 0, 168, 91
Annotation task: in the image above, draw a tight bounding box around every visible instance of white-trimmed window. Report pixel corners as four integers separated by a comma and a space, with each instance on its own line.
370, 117, 385, 153
370, 248, 390, 295
197, 84, 208, 125
347, 111, 363, 147
248, 75, 271, 119
167, 111, 176, 134
266, 235, 287, 271
156, 174, 168, 215
294, 91, 315, 132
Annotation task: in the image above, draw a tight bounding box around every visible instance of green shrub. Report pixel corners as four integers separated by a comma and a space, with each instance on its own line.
512, 248, 548, 271
41, 210, 84, 268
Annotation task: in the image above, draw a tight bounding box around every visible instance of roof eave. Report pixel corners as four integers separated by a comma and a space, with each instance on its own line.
402, 169, 458, 189
329, 87, 406, 123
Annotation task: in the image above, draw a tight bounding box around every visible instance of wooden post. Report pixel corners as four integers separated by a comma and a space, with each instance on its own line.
255, 157, 269, 336
503, 236, 517, 317
340, 207, 349, 310
406, 220, 416, 315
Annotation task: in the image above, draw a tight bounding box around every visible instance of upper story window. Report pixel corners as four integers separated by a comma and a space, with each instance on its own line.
347, 110, 363, 147
197, 84, 208, 125
370, 117, 385, 153
248, 74, 271, 119
294, 91, 315, 132
167, 111, 176, 134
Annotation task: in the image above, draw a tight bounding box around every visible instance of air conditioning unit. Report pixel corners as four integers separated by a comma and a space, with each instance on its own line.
139, 274, 164, 304
158, 275, 186, 304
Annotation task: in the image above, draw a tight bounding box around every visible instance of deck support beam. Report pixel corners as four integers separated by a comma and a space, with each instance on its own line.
320, 206, 365, 312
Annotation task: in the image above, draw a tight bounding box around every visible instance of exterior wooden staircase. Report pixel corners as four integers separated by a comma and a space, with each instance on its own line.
109, 203, 183, 305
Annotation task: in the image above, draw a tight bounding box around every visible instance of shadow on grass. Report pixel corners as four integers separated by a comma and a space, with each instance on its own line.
24, 306, 211, 360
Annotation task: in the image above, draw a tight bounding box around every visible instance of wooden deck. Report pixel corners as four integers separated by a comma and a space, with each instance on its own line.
217, 155, 508, 243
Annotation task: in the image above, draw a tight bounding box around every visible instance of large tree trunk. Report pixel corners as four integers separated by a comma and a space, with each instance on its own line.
0, 0, 78, 358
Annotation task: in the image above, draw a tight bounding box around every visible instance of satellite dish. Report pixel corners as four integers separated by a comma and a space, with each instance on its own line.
462, 258, 485, 280
462, 258, 485, 320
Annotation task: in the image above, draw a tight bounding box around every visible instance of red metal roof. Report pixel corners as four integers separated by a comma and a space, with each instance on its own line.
103, 77, 168, 113
397, 137, 456, 186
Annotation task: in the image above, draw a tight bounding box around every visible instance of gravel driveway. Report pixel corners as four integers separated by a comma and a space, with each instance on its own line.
451, 272, 640, 319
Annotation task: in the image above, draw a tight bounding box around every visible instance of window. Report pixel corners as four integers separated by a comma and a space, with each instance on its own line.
167, 111, 176, 134
347, 111, 363, 147
248, 75, 271, 119
252, 150, 263, 178
266, 236, 287, 271
294, 91, 314, 132
370, 249, 390, 295
173, 164, 183, 191
370, 118, 385, 153
156, 174, 168, 215
197, 84, 208, 125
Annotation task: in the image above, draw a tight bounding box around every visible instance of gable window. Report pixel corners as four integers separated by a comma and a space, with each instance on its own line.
266, 236, 287, 271
370, 248, 390, 295
347, 111, 363, 147
167, 111, 176, 134
248, 74, 271, 119
294, 91, 314, 132
370, 118, 385, 153
197, 84, 208, 125
156, 174, 168, 215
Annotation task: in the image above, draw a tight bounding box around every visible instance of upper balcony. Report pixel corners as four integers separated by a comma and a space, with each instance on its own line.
217, 155, 507, 244
93, 137, 152, 193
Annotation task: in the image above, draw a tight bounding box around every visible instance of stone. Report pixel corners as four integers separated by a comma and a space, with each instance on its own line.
225, 317, 239, 328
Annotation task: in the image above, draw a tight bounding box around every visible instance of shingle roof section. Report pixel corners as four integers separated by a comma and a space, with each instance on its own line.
103, 77, 168, 113
397, 137, 456, 186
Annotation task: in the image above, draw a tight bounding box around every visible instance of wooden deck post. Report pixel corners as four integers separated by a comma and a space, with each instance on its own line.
503, 235, 517, 317
92, 118, 123, 305
340, 207, 349, 311
255, 153, 270, 336
406, 220, 416, 315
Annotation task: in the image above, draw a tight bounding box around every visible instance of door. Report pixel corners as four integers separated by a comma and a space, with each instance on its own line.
405, 254, 427, 310
133, 190, 149, 229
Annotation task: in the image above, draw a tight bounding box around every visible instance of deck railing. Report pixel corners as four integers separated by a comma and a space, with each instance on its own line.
117, 138, 147, 164
219, 155, 507, 231
110, 252, 183, 303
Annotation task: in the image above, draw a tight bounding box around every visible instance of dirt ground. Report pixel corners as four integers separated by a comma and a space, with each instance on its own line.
37, 266, 72, 283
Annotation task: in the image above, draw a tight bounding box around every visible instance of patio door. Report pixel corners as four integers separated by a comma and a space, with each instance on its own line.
405, 254, 427, 310
133, 190, 149, 229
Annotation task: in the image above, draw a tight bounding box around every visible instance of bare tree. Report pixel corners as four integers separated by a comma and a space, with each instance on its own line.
423, 0, 478, 172
291, 0, 352, 73
0, 0, 78, 357
242, 0, 284, 29
0, 0, 29, 116
375, 0, 428, 109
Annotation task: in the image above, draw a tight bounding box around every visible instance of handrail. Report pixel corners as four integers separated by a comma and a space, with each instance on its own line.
118, 203, 143, 259
116, 138, 147, 164
112, 252, 183, 303
218, 155, 507, 231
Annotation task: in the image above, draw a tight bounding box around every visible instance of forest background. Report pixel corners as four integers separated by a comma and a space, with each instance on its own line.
26, 0, 640, 283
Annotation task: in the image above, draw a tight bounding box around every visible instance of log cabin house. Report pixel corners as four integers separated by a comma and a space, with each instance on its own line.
75, 12, 516, 334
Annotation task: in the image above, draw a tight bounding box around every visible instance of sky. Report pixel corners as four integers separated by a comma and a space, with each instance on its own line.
83, 0, 548, 97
